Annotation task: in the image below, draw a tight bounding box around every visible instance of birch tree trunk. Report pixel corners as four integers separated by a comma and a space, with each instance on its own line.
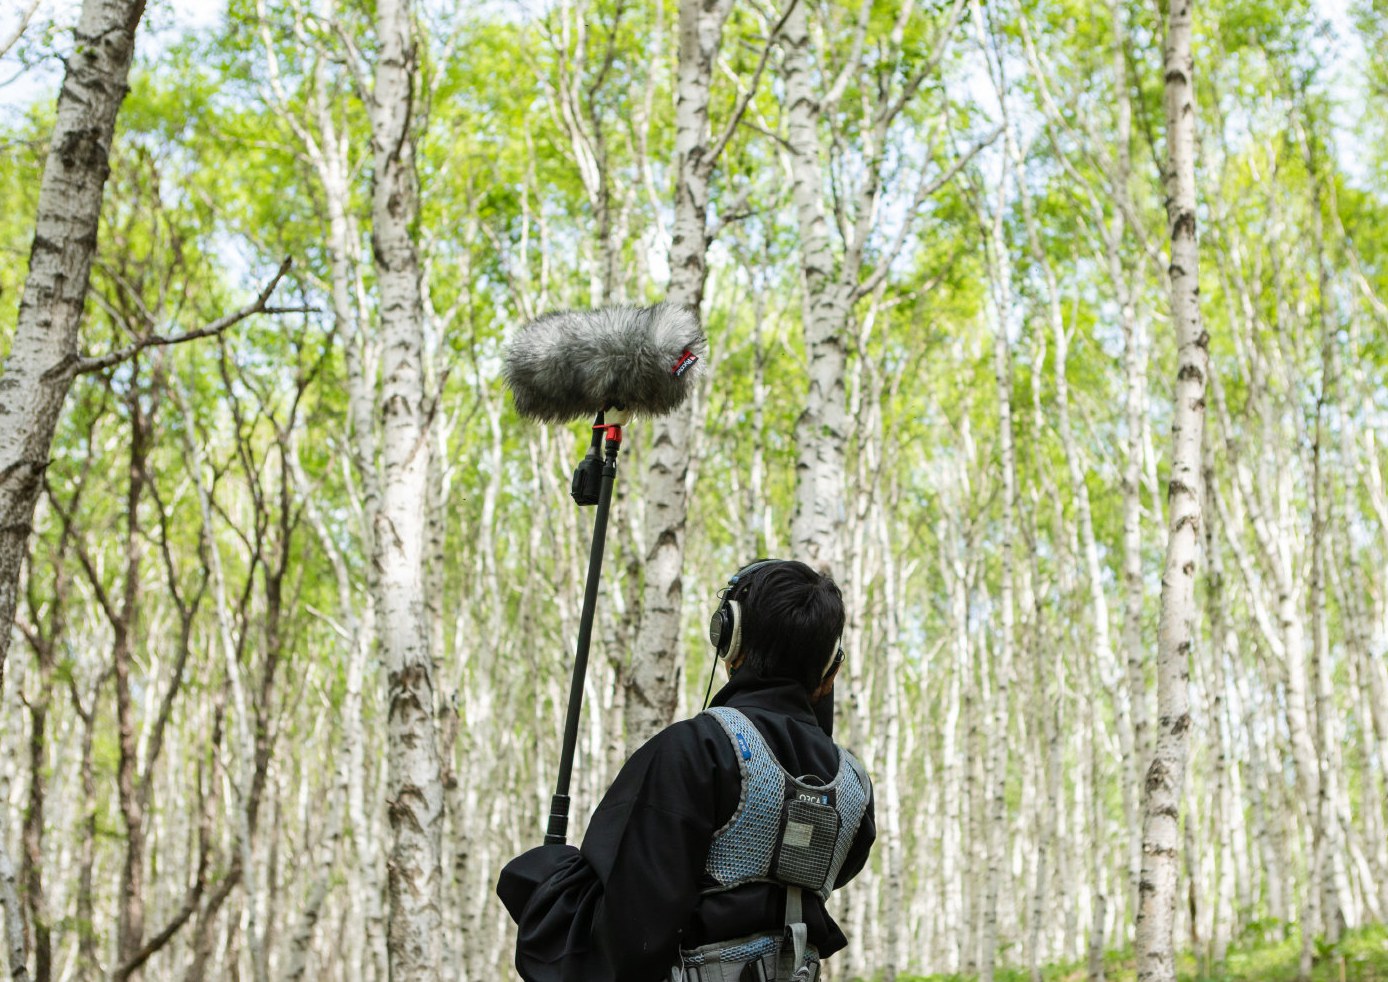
1203, 437, 1236, 966
1087, 711, 1108, 982
1135, 1, 1211, 978
0, 0, 145, 686
1107, 0, 1151, 912
72, 674, 102, 979
113, 392, 151, 978
369, 1, 444, 975
1302, 114, 1348, 949
21, 615, 55, 982
782, 0, 848, 574
981, 169, 1016, 982
624, 0, 732, 748
0, 839, 25, 982
942, 495, 971, 974
781, 0, 967, 576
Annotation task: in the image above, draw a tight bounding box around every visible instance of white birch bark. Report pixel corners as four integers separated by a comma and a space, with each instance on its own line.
1302, 116, 1348, 946
1030, 651, 1063, 982
1134, 1, 1211, 978
1203, 438, 1236, 965
1107, 0, 1153, 906
0, 836, 25, 982
964, 625, 984, 976
1355, 437, 1388, 786
286, 446, 368, 982
0, 0, 145, 686
1014, 21, 1156, 898
1345, 573, 1388, 918
941, 492, 971, 974
624, 0, 733, 747
1335, 315, 1388, 920
1051, 260, 1138, 929
782, 0, 849, 574
1308, 323, 1344, 958
1087, 664, 1108, 982
368, 1, 443, 975
874, 491, 906, 981
980, 169, 1016, 982
533, 0, 628, 306
782, 0, 970, 577
1214, 296, 1322, 971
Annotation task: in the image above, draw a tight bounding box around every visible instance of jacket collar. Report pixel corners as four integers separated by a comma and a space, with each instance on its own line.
708, 671, 830, 733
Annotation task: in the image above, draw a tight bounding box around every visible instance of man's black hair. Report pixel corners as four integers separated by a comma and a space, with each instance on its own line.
731, 559, 844, 691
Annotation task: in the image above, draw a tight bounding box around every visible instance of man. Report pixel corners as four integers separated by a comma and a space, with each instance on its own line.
497, 559, 876, 981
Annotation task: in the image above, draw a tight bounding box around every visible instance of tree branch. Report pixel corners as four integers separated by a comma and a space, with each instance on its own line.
856, 123, 1002, 301
706, 0, 801, 170
111, 847, 213, 981
111, 888, 201, 981
820, 0, 874, 114
0, 0, 41, 62
61, 258, 310, 378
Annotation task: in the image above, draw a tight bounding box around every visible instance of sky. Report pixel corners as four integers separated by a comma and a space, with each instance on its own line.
1317, 0, 1373, 184
1, 0, 221, 112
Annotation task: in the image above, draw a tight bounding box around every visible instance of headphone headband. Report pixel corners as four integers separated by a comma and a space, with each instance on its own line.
727, 559, 783, 594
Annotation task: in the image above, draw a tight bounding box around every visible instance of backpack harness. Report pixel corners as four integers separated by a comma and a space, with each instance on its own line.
671, 707, 871, 982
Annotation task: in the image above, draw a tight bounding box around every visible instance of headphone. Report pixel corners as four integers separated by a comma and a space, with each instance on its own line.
707, 559, 783, 665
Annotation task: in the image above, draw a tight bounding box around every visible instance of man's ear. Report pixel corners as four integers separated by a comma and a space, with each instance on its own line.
810, 661, 840, 703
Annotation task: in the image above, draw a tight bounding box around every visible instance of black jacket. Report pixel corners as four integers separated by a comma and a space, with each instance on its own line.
496, 672, 876, 982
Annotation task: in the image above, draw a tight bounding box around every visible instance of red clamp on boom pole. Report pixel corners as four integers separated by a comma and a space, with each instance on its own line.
597, 407, 629, 447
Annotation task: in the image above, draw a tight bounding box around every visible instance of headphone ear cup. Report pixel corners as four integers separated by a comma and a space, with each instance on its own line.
724, 600, 743, 664
709, 605, 729, 656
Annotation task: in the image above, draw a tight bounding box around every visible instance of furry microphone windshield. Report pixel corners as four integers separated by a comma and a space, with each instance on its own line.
502, 303, 707, 422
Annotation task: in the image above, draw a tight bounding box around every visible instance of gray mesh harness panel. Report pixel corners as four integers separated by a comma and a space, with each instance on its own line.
825, 753, 869, 896
682, 934, 780, 966
702, 707, 870, 901
704, 707, 783, 884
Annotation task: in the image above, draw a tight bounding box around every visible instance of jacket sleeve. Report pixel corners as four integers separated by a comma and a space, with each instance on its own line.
582, 723, 721, 980
497, 722, 719, 982
496, 844, 608, 981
